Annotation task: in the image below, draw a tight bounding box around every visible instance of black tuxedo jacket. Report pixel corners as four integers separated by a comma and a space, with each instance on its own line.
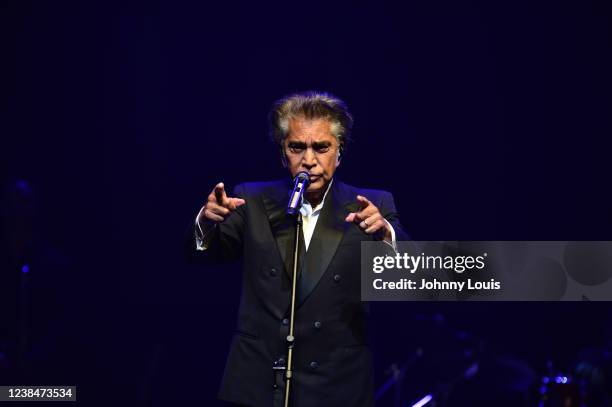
187, 178, 407, 407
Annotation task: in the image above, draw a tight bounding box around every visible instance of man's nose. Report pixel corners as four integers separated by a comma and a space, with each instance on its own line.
302, 149, 317, 169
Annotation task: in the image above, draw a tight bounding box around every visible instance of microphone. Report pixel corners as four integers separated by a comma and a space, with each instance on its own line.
286, 171, 310, 215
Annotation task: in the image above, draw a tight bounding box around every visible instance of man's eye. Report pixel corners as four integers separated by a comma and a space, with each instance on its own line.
315, 147, 329, 153
289, 147, 304, 153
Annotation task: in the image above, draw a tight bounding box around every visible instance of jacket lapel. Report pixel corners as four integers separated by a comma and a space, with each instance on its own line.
296, 180, 351, 306
261, 179, 306, 279
261, 179, 354, 307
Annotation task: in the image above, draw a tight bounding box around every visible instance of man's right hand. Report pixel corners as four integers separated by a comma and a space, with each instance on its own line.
200, 182, 246, 223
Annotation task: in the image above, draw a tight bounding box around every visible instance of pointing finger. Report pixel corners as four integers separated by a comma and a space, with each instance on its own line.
356, 195, 371, 209
214, 182, 227, 205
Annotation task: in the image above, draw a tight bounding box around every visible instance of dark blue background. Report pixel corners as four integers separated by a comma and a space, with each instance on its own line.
2, 0, 611, 405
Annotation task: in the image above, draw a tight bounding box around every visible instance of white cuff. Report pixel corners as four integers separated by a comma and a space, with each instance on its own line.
382, 219, 397, 253
195, 206, 216, 251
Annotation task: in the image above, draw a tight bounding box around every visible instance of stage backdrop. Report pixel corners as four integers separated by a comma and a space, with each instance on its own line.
2, 1, 611, 405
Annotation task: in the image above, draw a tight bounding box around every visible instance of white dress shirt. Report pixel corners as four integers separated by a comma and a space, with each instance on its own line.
299, 180, 332, 251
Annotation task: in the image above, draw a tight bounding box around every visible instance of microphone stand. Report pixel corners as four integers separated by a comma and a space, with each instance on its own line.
282, 171, 309, 407
284, 210, 302, 407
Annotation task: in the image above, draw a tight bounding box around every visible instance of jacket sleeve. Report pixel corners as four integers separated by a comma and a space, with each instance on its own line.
380, 191, 410, 241
184, 183, 247, 264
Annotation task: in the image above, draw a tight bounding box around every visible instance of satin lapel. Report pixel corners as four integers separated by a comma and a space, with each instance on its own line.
261, 180, 303, 278
296, 180, 351, 306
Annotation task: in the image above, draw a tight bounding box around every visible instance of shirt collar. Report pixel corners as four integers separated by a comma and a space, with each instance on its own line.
300, 178, 334, 217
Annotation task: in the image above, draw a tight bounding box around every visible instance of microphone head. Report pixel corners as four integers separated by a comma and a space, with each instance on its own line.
295, 171, 310, 184
286, 171, 310, 215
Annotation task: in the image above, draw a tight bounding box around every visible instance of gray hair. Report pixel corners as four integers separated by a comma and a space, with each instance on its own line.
268, 91, 353, 153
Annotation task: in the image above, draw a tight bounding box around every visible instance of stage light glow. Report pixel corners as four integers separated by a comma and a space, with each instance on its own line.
411, 394, 433, 407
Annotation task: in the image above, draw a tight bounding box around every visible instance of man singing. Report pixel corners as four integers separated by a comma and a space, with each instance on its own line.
188, 91, 407, 406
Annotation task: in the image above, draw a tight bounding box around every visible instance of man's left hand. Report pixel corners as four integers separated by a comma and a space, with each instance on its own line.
345, 195, 393, 242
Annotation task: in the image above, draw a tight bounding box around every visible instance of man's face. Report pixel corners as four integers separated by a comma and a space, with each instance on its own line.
283, 117, 340, 197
